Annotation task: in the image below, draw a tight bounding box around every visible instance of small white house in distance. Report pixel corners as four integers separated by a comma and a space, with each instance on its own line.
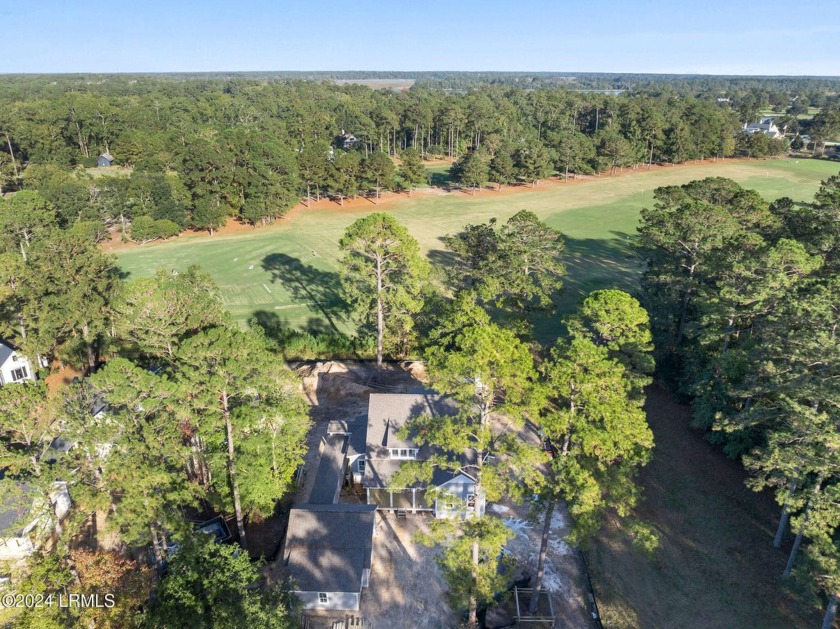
0, 341, 35, 386
742, 118, 785, 140
0, 481, 71, 561
283, 504, 376, 611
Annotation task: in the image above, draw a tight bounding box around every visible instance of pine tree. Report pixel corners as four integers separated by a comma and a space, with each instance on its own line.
339, 214, 428, 369
398, 297, 542, 626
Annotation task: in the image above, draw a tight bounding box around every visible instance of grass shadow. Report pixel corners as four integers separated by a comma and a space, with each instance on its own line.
261, 253, 350, 334
587, 386, 825, 628
428, 168, 453, 188
559, 231, 641, 303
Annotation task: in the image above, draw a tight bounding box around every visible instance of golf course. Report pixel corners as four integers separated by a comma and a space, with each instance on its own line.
116, 157, 839, 342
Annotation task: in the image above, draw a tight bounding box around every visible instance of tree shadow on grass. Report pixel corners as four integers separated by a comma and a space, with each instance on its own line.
530, 231, 642, 343
560, 231, 641, 304
261, 253, 350, 334
429, 168, 453, 188
427, 231, 643, 345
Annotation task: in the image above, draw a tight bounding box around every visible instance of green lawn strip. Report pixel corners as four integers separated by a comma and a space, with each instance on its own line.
117, 159, 839, 342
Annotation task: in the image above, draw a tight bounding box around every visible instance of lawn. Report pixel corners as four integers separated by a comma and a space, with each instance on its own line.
116, 158, 839, 343
759, 107, 821, 121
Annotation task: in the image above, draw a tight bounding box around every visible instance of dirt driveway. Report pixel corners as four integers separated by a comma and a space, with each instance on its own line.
361, 511, 459, 628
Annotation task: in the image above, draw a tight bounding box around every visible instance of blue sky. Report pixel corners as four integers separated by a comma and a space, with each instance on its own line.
3, 0, 839, 75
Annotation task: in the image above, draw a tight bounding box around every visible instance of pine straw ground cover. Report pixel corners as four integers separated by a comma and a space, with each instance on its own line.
588, 387, 824, 628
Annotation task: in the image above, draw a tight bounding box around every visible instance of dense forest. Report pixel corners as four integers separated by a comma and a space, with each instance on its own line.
4, 74, 835, 244
636, 174, 840, 624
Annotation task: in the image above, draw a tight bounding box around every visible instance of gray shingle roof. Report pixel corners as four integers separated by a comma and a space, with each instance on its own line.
327, 416, 367, 458
0, 341, 16, 367
363, 393, 464, 489
366, 393, 456, 457
364, 458, 461, 489
308, 435, 347, 504
284, 504, 376, 593
286, 546, 368, 592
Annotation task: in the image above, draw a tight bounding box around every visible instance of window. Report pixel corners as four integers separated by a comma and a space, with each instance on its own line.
390, 449, 418, 460
318, 592, 328, 604
358, 459, 366, 472
399, 449, 408, 458
11, 367, 27, 382
467, 494, 476, 508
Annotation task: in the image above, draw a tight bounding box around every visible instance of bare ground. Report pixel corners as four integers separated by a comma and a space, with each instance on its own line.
490, 499, 593, 628
361, 511, 459, 628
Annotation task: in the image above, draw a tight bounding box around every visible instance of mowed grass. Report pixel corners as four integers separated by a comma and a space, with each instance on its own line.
116, 158, 839, 342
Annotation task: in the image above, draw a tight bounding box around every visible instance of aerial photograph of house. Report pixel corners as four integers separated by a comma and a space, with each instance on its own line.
0, 2, 839, 628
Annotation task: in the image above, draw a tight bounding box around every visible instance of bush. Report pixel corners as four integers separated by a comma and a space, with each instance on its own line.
154, 218, 180, 239
248, 315, 364, 360
130, 216, 181, 243
625, 519, 660, 559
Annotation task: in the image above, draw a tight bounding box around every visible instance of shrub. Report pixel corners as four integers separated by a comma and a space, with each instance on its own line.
130, 216, 181, 244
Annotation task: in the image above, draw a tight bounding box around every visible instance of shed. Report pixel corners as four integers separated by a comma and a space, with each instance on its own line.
97, 153, 115, 167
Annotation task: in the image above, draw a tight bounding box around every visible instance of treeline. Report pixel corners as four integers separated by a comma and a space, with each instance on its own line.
3, 71, 840, 94
0, 80, 802, 242
412, 72, 840, 93
637, 174, 840, 625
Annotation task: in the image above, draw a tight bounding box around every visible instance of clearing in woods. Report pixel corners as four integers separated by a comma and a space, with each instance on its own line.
116, 158, 839, 342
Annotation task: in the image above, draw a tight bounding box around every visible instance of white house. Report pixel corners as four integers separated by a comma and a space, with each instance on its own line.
283, 504, 376, 611
743, 117, 785, 140
362, 393, 485, 518
0, 341, 35, 386
0, 481, 71, 561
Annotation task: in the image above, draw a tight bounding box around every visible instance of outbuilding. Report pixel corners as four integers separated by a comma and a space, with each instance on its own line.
97, 153, 115, 167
